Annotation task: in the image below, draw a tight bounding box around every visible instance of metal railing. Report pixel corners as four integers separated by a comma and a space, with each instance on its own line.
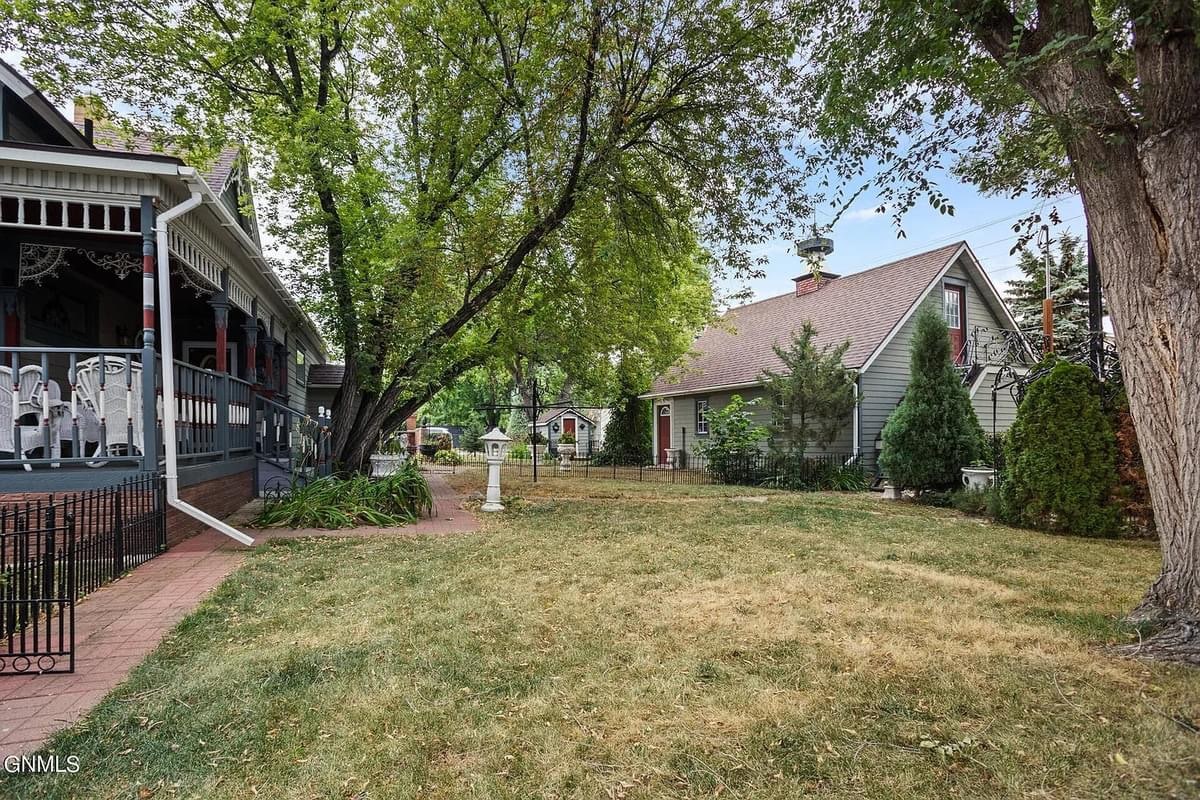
422, 449, 863, 489
1, 474, 165, 675
167, 360, 253, 463
0, 346, 151, 470
253, 393, 332, 495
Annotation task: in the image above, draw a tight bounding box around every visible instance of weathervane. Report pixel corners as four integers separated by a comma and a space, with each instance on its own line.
795, 212, 834, 272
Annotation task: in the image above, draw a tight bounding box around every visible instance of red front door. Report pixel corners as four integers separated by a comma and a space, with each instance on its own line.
563, 417, 576, 438
657, 406, 671, 465
944, 285, 966, 364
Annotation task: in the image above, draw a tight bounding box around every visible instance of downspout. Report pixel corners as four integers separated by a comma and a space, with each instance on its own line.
156, 169, 255, 545
852, 375, 861, 460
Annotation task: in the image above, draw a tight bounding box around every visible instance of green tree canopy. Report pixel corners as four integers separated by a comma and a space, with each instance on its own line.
3, 0, 813, 473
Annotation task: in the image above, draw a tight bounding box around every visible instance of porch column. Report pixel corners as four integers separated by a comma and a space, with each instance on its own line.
262, 319, 275, 391
243, 299, 258, 384
140, 196, 160, 471
209, 271, 231, 374
278, 331, 289, 399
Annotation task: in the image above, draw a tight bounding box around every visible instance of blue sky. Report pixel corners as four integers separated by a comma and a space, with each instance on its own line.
724, 173, 1085, 304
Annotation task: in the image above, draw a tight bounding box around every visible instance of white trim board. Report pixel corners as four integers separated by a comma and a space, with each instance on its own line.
858, 243, 966, 373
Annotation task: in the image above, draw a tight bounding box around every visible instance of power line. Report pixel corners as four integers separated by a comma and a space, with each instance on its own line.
865, 194, 1078, 262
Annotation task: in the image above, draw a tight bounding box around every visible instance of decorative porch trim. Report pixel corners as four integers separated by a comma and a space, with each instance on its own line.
18, 243, 141, 285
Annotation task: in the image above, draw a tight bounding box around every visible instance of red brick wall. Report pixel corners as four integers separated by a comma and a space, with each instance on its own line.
0, 469, 253, 548
166, 470, 254, 546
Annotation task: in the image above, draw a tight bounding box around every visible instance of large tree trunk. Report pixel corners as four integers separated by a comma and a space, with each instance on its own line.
1083, 145, 1200, 655
959, 1, 1200, 664
1052, 81, 1200, 666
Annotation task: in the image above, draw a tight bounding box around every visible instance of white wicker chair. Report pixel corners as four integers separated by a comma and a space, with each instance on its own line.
74, 356, 145, 458
0, 366, 55, 468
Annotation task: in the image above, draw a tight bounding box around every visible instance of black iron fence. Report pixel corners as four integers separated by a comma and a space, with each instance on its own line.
423, 450, 864, 490
1, 474, 166, 675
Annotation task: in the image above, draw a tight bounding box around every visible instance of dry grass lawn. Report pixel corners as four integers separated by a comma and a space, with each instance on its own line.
5, 474, 1198, 799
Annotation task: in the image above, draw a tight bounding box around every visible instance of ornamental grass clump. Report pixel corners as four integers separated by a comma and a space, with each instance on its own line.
255, 461, 434, 529
878, 307, 985, 491
1001, 360, 1123, 537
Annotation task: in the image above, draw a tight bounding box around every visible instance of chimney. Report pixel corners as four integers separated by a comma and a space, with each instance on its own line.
793, 270, 839, 297
83, 118, 94, 145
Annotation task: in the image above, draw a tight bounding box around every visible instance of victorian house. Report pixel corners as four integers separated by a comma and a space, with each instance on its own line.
0, 59, 327, 530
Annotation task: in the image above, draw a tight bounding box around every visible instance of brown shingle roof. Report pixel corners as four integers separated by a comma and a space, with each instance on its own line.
650, 242, 964, 396
74, 106, 241, 189
307, 363, 345, 387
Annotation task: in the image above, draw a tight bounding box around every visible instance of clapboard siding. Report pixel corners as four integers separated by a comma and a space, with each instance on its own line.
858, 254, 1015, 468
658, 387, 854, 459
971, 365, 1024, 437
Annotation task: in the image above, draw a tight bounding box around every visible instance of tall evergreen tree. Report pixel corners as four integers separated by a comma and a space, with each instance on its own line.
1008, 234, 1096, 352
594, 364, 653, 466
879, 307, 985, 490
761, 323, 857, 453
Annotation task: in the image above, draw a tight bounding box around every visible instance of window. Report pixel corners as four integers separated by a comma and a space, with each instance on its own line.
695, 398, 710, 435
943, 288, 961, 329
295, 350, 306, 383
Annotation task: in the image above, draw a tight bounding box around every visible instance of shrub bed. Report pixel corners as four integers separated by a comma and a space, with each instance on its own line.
255, 462, 434, 528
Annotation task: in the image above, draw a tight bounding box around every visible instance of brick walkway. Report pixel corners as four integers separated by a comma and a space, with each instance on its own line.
0, 473, 477, 758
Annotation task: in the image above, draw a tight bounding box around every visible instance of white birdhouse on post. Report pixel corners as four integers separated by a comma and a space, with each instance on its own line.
480, 428, 512, 512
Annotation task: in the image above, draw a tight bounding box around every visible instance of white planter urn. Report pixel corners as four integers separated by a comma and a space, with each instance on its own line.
557, 443, 576, 471
533, 444, 549, 459
369, 452, 406, 478
961, 466, 996, 491
663, 448, 681, 469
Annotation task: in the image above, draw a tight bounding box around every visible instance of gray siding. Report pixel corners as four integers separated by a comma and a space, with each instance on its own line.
656, 387, 854, 461
857, 254, 1015, 468
971, 365, 1024, 439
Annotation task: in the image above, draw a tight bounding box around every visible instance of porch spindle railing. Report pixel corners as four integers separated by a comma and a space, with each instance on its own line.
0, 346, 148, 470
0, 347, 256, 473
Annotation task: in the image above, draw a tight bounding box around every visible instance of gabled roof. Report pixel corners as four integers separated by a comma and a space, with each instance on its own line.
649, 242, 966, 397
534, 407, 599, 426
0, 60, 92, 147
73, 106, 243, 196
307, 363, 345, 387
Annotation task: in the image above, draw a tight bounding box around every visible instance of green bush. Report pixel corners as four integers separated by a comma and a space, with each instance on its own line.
758, 453, 867, 491
1001, 360, 1123, 537
696, 394, 768, 483
879, 307, 985, 490
255, 462, 433, 529
557, 432, 576, 445
510, 443, 531, 460
949, 487, 1002, 517
459, 420, 485, 453
434, 449, 464, 465
432, 433, 453, 452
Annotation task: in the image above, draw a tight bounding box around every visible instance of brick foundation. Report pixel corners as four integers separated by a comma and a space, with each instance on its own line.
0, 469, 253, 548
166, 470, 254, 546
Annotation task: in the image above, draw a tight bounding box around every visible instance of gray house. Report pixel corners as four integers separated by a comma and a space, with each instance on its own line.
644, 242, 1029, 469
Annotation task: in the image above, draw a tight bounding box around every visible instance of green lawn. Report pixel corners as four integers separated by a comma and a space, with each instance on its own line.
6, 477, 1198, 799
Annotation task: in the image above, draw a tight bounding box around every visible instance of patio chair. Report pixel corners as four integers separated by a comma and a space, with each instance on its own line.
0, 366, 57, 468
74, 356, 145, 458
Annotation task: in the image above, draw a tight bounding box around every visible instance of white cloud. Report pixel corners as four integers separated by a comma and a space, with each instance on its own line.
844, 206, 885, 222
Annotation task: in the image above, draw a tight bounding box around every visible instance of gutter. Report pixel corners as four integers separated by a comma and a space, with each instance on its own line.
155, 169, 254, 546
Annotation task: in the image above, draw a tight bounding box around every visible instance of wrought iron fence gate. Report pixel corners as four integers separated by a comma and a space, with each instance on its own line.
0, 474, 165, 675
